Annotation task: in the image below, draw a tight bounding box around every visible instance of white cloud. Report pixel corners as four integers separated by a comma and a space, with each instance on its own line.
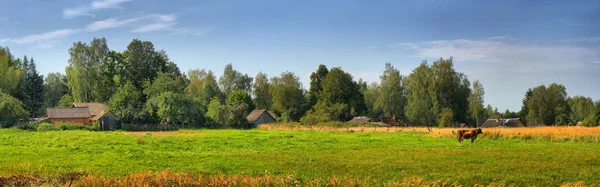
86, 17, 142, 31
364, 46, 377, 50
132, 23, 174, 33
63, 0, 133, 19
0, 38, 10, 43
486, 35, 511, 40
168, 28, 210, 36
13, 29, 80, 44
91, 0, 133, 9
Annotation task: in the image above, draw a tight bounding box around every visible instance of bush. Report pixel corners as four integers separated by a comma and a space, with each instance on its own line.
36, 123, 61, 132
121, 123, 179, 131
16, 122, 38, 131
86, 121, 101, 131
0, 91, 28, 128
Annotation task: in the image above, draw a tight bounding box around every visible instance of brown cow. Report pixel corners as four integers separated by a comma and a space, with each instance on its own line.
457, 128, 483, 143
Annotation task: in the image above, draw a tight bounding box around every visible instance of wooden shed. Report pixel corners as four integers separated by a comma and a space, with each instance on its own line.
46, 107, 91, 125
73, 102, 118, 130
247, 110, 277, 127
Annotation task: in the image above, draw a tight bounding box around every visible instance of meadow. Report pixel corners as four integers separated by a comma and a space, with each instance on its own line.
1, 127, 599, 186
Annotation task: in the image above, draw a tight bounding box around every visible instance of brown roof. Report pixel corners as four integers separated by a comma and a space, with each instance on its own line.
91, 110, 114, 121
47, 107, 90, 119
73, 103, 107, 116
246, 110, 277, 123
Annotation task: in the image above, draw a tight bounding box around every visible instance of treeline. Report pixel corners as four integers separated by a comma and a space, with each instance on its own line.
0, 38, 599, 128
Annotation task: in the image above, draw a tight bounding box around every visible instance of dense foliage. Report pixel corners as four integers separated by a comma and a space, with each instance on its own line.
0, 38, 598, 128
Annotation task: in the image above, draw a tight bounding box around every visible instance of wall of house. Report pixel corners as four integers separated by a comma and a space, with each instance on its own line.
50, 118, 90, 125
253, 113, 276, 126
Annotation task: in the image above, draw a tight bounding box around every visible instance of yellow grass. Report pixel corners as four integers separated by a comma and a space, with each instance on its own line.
259, 124, 600, 139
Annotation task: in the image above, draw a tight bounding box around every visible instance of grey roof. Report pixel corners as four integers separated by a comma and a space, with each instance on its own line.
481, 118, 527, 128
73, 103, 107, 116
246, 110, 277, 123
46, 107, 91, 119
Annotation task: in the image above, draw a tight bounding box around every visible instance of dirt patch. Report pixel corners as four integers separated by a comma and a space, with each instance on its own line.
122, 131, 199, 136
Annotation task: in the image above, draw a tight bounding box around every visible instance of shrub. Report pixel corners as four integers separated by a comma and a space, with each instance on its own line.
16, 122, 38, 131
0, 91, 28, 128
121, 123, 179, 131
36, 123, 60, 132
86, 121, 101, 131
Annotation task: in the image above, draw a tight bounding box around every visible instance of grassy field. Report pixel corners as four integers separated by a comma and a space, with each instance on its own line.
1, 127, 599, 186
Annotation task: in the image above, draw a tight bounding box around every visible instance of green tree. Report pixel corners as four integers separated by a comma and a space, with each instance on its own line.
107, 82, 143, 124
58, 94, 74, 107
145, 92, 204, 127
307, 64, 329, 106
519, 88, 533, 121
226, 89, 255, 113
319, 67, 366, 121
567, 96, 595, 123
44, 73, 68, 107
252, 72, 272, 109
121, 39, 166, 90
66, 38, 108, 102
225, 103, 251, 129
404, 62, 436, 126
438, 108, 454, 127
0, 47, 21, 96
269, 71, 306, 121
206, 97, 228, 128
430, 57, 471, 123
0, 91, 28, 127
363, 82, 382, 116
526, 83, 570, 125
218, 64, 253, 97
143, 72, 186, 99
23, 58, 45, 117
469, 80, 485, 127
376, 63, 406, 117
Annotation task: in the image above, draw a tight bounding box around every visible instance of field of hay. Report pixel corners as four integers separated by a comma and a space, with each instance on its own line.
1, 126, 599, 186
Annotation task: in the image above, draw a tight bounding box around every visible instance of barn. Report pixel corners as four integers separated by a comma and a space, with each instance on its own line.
73, 103, 118, 130
46, 107, 91, 125
481, 118, 528, 128
246, 110, 277, 127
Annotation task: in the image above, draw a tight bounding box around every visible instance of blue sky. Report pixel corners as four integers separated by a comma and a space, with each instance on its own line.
0, 0, 599, 111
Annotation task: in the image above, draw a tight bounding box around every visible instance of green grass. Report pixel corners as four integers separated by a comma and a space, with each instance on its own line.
0, 128, 599, 186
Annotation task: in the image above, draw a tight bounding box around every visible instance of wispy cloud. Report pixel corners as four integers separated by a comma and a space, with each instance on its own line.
85, 17, 142, 31
132, 23, 174, 33
563, 36, 600, 43
63, 0, 133, 19
486, 35, 512, 40
0, 38, 10, 43
364, 46, 377, 50
168, 28, 210, 36
391, 39, 600, 74
13, 29, 80, 44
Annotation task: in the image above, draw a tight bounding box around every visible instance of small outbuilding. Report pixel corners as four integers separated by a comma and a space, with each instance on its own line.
481, 118, 528, 128
247, 110, 277, 127
46, 107, 91, 125
73, 102, 118, 130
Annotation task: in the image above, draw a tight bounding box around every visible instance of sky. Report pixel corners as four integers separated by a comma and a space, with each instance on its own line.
0, 0, 599, 111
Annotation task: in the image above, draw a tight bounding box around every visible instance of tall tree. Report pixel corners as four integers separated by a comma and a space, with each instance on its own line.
0, 47, 21, 96
44, 73, 68, 107
218, 64, 253, 97
108, 82, 143, 124
363, 82, 381, 116
404, 62, 436, 126
269, 71, 306, 121
24, 58, 45, 117
121, 39, 166, 90
66, 38, 108, 102
430, 57, 471, 123
252, 72, 272, 109
519, 88, 533, 121
143, 72, 186, 99
319, 67, 366, 121
307, 64, 329, 106
469, 80, 485, 127
376, 63, 406, 117
567, 96, 595, 123
526, 83, 570, 125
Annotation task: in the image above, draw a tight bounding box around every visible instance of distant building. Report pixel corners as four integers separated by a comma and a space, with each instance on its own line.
376, 114, 410, 127
73, 103, 118, 130
46, 107, 91, 125
246, 110, 277, 127
481, 118, 527, 128
349, 116, 372, 124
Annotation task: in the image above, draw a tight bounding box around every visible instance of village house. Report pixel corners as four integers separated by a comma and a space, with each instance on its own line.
246, 110, 277, 127
481, 118, 528, 128
46, 107, 91, 125
72, 103, 118, 130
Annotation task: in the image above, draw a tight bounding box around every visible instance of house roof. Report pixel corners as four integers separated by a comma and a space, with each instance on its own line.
47, 107, 91, 119
73, 103, 107, 116
91, 110, 114, 121
481, 118, 527, 128
349, 116, 371, 124
246, 110, 277, 123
